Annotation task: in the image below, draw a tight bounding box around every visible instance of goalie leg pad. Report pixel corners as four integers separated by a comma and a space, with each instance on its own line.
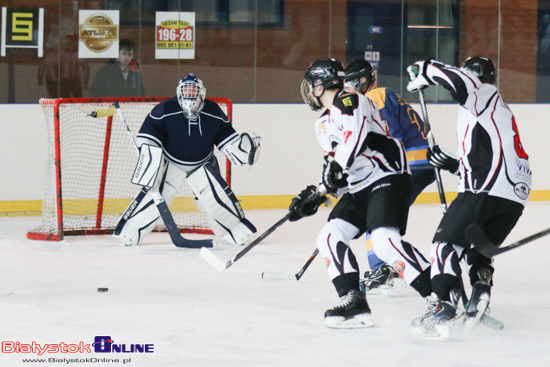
208, 217, 257, 247
158, 160, 188, 203
114, 161, 187, 246
113, 188, 161, 246
187, 163, 257, 245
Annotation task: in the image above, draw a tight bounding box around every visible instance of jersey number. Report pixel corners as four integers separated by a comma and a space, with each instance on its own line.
511, 117, 528, 159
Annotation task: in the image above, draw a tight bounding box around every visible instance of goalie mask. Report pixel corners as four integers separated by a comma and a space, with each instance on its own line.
301, 58, 345, 111
344, 59, 376, 94
461, 56, 497, 85
177, 74, 206, 117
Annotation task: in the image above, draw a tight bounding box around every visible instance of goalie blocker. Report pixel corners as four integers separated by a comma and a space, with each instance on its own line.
132, 144, 163, 188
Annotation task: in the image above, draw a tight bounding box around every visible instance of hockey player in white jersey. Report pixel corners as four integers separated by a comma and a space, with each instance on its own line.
114, 74, 261, 247
344, 59, 436, 296
407, 57, 531, 338
289, 58, 433, 329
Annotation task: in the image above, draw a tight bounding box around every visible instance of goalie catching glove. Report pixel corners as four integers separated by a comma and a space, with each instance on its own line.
288, 185, 327, 222
427, 145, 460, 175
322, 154, 348, 194
221, 132, 261, 166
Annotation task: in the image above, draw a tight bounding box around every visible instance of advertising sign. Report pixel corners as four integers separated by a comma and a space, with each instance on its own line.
78, 10, 119, 58
155, 12, 195, 59
1, 7, 44, 57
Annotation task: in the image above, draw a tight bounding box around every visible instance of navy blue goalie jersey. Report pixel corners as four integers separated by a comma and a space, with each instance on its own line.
136, 97, 237, 172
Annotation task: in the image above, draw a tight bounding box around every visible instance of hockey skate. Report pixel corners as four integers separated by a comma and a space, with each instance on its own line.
464, 268, 493, 332
411, 289, 460, 340
359, 266, 394, 297
325, 289, 374, 329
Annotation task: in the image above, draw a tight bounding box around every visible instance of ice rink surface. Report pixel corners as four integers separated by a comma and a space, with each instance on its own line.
1, 202, 549, 367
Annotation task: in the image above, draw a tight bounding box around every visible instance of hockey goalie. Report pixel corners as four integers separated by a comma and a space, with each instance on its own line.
113, 74, 261, 247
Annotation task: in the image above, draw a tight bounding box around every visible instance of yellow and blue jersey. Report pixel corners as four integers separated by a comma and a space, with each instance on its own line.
366, 87, 432, 170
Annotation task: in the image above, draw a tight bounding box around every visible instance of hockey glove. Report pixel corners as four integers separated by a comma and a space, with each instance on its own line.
288, 185, 327, 222
406, 60, 432, 93
322, 155, 348, 195
240, 132, 261, 165
131, 144, 163, 188
221, 132, 261, 166
427, 145, 460, 175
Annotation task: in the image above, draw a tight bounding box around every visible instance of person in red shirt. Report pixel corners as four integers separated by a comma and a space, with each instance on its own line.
89, 39, 145, 97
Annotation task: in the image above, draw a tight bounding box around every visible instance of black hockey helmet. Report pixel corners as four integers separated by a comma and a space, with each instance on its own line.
301, 58, 345, 111
344, 59, 376, 94
461, 56, 497, 85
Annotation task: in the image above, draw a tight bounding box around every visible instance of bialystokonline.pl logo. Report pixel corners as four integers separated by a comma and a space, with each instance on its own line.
2, 336, 154, 364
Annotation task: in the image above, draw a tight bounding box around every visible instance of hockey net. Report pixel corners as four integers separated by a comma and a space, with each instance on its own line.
28, 97, 232, 241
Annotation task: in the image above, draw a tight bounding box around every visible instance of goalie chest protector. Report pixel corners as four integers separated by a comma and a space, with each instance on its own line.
137, 97, 237, 167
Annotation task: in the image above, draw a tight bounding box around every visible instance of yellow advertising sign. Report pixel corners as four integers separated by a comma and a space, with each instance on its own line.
1, 7, 44, 57
155, 12, 195, 59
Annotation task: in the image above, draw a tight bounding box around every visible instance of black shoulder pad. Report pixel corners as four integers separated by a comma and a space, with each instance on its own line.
334, 93, 359, 116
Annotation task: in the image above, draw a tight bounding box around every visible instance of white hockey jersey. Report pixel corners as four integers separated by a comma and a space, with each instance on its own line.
423, 60, 532, 205
315, 91, 410, 194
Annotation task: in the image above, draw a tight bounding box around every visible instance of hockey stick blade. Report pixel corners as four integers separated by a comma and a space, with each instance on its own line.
456, 305, 504, 331
262, 248, 319, 282
466, 223, 550, 257
261, 272, 298, 282
156, 200, 215, 249
480, 314, 505, 330
200, 247, 228, 271
201, 213, 292, 271
260, 189, 326, 279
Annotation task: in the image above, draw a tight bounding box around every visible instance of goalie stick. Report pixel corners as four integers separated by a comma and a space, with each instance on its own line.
466, 223, 550, 258
112, 101, 214, 249
201, 213, 292, 271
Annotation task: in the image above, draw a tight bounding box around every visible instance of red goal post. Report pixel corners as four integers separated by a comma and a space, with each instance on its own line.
28, 97, 232, 241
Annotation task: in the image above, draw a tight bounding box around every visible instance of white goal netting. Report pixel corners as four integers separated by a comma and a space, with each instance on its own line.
28, 97, 231, 241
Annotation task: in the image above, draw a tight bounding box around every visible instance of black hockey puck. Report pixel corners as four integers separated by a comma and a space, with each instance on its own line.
97, 288, 109, 292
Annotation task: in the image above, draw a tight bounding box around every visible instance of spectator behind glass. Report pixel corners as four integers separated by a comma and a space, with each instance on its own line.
89, 39, 145, 97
